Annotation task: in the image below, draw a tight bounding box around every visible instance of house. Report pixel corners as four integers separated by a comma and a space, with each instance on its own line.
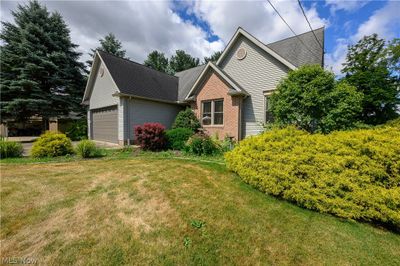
82, 27, 324, 144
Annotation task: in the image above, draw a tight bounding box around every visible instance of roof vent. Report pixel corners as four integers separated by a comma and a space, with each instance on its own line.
236, 47, 247, 60
99, 67, 104, 77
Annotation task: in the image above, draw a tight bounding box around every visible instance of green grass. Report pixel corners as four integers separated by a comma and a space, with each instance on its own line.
1, 157, 399, 265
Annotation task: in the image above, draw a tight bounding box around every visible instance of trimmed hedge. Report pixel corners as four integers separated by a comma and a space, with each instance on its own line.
0, 139, 23, 158
31, 131, 74, 158
166, 128, 193, 150
225, 122, 400, 230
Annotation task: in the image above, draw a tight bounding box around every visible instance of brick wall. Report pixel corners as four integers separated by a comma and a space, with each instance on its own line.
191, 71, 242, 140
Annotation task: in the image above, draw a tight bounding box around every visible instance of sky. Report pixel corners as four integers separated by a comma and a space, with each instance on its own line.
0, 0, 399, 75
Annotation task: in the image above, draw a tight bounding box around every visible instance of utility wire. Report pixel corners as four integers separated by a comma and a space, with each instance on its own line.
266, 0, 321, 59
297, 0, 324, 50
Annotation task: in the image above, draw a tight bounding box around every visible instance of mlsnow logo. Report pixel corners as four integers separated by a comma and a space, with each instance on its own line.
1, 257, 38, 264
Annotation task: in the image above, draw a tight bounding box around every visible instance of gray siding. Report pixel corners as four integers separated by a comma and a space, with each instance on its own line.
219, 35, 289, 137
123, 98, 183, 141
89, 61, 119, 110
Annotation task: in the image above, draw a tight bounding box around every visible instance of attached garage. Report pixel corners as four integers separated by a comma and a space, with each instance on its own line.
91, 106, 118, 143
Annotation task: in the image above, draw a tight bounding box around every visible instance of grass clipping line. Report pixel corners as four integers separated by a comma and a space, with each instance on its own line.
225, 121, 400, 231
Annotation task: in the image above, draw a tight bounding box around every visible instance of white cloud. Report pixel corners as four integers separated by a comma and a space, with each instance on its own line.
325, 38, 349, 75
187, 0, 327, 45
0, 0, 225, 64
354, 0, 400, 40
325, 0, 400, 75
325, 0, 372, 13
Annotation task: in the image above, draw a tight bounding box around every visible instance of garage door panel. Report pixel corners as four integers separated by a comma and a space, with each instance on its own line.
92, 106, 118, 143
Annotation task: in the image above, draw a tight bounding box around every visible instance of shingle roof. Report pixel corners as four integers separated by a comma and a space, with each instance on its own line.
95, 28, 324, 104
175, 65, 206, 101
98, 50, 179, 102
266, 27, 324, 67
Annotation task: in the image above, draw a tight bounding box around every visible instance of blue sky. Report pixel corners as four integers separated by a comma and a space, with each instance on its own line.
171, 0, 399, 74
1, 0, 399, 75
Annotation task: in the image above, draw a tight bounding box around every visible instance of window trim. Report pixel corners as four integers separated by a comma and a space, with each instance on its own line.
201, 99, 224, 126
264, 90, 274, 124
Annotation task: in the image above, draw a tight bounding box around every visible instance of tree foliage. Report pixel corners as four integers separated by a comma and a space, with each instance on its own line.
0, 0, 86, 124
144, 50, 169, 73
342, 34, 399, 125
204, 51, 223, 63
169, 50, 200, 74
86, 33, 127, 69
270, 65, 363, 133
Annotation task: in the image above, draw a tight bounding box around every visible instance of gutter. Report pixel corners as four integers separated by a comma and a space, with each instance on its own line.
112, 92, 188, 106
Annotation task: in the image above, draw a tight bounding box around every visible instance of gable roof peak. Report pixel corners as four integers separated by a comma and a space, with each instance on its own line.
97, 50, 178, 80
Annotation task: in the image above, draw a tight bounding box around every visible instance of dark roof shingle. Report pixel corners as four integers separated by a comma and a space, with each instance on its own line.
266, 27, 324, 67
98, 51, 179, 102
175, 65, 206, 101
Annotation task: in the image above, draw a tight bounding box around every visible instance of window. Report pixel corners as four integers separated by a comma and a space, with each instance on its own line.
214, 100, 224, 125
202, 99, 224, 126
265, 94, 274, 123
202, 101, 212, 125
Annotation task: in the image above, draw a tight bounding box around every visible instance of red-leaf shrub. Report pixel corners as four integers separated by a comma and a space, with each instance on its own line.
134, 123, 166, 151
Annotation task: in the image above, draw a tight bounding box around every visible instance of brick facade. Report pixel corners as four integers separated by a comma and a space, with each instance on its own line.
191, 71, 242, 140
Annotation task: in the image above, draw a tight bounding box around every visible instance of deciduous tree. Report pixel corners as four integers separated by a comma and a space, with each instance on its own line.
144, 50, 169, 73
342, 34, 399, 124
270, 65, 362, 133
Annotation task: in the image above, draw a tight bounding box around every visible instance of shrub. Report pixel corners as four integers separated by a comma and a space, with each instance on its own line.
0, 139, 23, 158
65, 119, 88, 141
166, 128, 193, 150
270, 65, 363, 133
75, 140, 103, 158
185, 133, 219, 156
225, 124, 400, 230
31, 131, 74, 158
134, 123, 166, 151
173, 108, 201, 132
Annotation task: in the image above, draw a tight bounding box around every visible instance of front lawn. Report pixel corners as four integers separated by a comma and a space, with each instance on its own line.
1, 157, 399, 265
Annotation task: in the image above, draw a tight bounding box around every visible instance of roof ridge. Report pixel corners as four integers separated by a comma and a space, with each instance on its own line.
175, 64, 206, 75
266, 26, 324, 46
97, 50, 178, 80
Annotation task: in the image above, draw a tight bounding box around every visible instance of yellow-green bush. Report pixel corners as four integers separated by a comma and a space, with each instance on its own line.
225, 122, 400, 230
31, 131, 74, 158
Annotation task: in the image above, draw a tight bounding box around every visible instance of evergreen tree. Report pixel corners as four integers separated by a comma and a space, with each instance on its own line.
342, 34, 399, 124
86, 33, 127, 69
0, 0, 86, 126
169, 50, 200, 74
144, 50, 169, 73
204, 51, 222, 63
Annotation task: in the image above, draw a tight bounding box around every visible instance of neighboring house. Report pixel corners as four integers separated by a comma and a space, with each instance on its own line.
82, 27, 324, 144
0, 113, 82, 137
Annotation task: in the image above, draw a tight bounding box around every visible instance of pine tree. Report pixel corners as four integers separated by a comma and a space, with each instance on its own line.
0, 0, 86, 127
86, 33, 127, 69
